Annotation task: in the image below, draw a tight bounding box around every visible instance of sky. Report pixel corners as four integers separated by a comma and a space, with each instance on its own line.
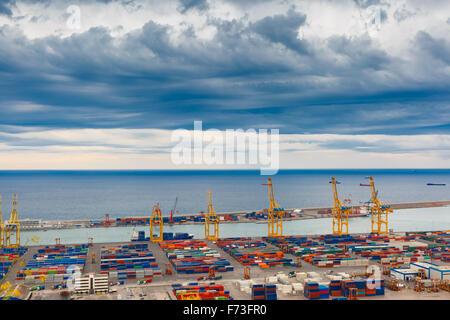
0, 0, 449, 170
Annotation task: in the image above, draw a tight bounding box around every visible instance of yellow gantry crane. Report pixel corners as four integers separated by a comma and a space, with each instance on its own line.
149, 203, 163, 242
0, 194, 4, 248
330, 177, 351, 235
368, 177, 393, 234
205, 190, 219, 241
4, 194, 20, 248
263, 178, 284, 237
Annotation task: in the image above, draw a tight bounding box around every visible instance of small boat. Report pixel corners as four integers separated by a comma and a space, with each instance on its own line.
427, 183, 446, 186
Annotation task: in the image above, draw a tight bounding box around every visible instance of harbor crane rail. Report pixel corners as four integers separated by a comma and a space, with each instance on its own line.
205, 190, 219, 241
368, 177, 393, 234
150, 203, 163, 242
262, 178, 284, 237
330, 177, 351, 235
4, 194, 20, 249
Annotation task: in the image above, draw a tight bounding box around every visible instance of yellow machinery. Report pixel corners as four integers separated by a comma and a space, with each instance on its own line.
263, 178, 284, 237
150, 203, 163, 242
205, 190, 219, 241
0, 194, 4, 248
330, 177, 350, 235
0, 282, 20, 300
368, 177, 393, 234
4, 194, 20, 248
388, 279, 401, 291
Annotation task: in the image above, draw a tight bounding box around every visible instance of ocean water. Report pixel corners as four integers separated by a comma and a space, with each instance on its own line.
0, 169, 449, 221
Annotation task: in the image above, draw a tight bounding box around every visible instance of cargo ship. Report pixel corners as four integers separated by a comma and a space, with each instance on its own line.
427, 183, 446, 186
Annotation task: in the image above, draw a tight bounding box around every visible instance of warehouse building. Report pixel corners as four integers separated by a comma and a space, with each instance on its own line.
390, 268, 418, 281
429, 266, 450, 281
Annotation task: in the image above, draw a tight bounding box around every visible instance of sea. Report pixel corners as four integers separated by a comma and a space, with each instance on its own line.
0, 169, 449, 245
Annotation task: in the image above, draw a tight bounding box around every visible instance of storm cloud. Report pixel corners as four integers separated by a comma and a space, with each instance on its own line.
0, 0, 449, 168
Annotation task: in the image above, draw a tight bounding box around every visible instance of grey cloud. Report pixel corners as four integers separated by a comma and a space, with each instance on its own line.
177, 0, 209, 14
415, 31, 450, 65
0, 6, 448, 136
251, 7, 308, 54
0, 1, 14, 17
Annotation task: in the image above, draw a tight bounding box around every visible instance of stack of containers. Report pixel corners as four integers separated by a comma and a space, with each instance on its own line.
318, 285, 329, 299
251, 284, 265, 300
173, 283, 232, 300
341, 279, 366, 298
329, 280, 343, 297
304, 282, 320, 300
160, 239, 233, 274
116, 217, 149, 226
100, 243, 161, 281
245, 212, 267, 220
367, 279, 385, 296
1, 247, 28, 281
216, 238, 293, 268
16, 245, 86, 284
162, 233, 193, 241
264, 284, 277, 300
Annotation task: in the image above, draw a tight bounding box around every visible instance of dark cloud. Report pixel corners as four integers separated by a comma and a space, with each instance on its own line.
415, 31, 450, 65
177, 0, 209, 14
0, 1, 14, 17
251, 7, 308, 54
0, 6, 448, 136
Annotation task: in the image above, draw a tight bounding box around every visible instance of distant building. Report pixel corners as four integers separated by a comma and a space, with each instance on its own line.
18, 219, 43, 230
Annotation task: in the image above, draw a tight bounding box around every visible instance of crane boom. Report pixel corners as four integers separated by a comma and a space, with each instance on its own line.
149, 203, 163, 242
205, 190, 219, 240
368, 177, 393, 234
263, 178, 284, 237
330, 177, 350, 235
4, 194, 20, 248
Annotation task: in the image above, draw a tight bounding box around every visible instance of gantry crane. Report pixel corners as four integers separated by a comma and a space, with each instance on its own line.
169, 197, 178, 225
205, 190, 219, 240
0, 194, 4, 248
149, 203, 163, 242
330, 177, 351, 235
367, 177, 393, 234
4, 194, 20, 248
262, 178, 284, 237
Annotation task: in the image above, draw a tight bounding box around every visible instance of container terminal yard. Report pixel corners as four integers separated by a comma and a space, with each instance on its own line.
0, 177, 449, 301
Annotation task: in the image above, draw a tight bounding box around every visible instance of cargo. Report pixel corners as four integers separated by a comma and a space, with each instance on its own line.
160, 239, 232, 274
174, 283, 232, 300
100, 243, 161, 279
216, 238, 292, 268
16, 245, 84, 283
